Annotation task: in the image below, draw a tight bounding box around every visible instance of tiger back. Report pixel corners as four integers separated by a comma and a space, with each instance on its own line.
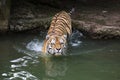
42, 11, 72, 56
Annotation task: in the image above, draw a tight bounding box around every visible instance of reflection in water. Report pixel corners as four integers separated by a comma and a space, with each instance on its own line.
26, 38, 69, 80
43, 57, 68, 80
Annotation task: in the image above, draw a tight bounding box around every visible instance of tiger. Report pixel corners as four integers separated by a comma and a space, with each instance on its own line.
42, 10, 74, 56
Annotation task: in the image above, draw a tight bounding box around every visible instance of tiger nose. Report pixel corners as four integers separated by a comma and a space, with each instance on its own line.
56, 48, 61, 51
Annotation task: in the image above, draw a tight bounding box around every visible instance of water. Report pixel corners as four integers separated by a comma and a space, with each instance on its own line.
0, 32, 120, 80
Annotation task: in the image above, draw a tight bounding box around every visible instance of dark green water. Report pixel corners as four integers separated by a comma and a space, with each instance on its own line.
0, 33, 120, 80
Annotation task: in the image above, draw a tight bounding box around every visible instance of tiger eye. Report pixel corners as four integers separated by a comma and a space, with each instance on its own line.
51, 43, 54, 46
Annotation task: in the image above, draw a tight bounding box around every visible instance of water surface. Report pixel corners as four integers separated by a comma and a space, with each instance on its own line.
0, 33, 120, 80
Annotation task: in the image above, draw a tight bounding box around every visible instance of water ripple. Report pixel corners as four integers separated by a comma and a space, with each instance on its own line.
2, 55, 40, 80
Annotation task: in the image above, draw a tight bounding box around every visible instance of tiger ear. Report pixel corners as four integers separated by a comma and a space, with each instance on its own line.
46, 35, 49, 40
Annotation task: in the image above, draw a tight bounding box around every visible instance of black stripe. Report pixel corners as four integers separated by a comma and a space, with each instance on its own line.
56, 23, 67, 32
57, 19, 71, 30
56, 25, 66, 34
48, 11, 71, 36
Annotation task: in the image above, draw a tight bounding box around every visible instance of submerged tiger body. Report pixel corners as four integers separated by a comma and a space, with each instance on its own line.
42, 11, 72, 56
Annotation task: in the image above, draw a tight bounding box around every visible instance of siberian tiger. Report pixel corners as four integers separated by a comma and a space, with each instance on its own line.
42, 10, 72, 56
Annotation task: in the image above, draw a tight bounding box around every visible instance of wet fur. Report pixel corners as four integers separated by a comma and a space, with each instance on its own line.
42, 11, 72, 56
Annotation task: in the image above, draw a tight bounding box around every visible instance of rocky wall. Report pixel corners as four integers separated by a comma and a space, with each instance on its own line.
1, 0, 120, 39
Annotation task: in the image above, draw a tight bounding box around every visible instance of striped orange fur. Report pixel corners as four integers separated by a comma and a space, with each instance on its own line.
42, 11, 72, 56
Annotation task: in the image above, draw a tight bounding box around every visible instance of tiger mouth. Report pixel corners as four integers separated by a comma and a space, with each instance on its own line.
54, 53, 63, 56
48, 50, 64, 56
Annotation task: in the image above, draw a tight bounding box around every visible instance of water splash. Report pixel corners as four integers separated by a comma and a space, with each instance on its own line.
70, 40, 82, 47
26, 39, 43, 52
13, 38, 44, 58
70, 30, 83, 47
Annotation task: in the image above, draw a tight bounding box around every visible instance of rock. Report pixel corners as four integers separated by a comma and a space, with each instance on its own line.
1, 0, 120, 39
72, 20, 120, 39
0, 0, 10, 33
9, 0, 58, 33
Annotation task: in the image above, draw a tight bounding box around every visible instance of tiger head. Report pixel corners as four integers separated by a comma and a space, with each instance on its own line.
43, 35, 67, 56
